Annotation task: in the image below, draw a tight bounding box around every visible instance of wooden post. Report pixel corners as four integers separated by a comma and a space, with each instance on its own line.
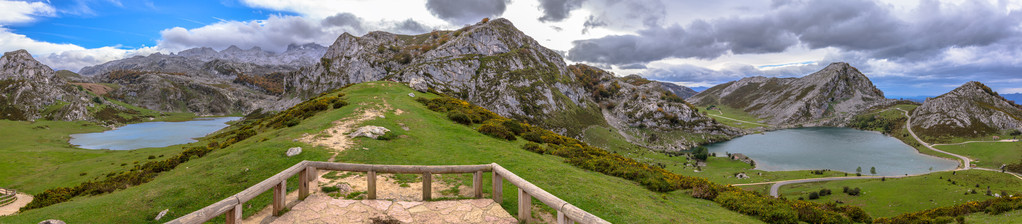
273, 179, 286, 216
473, 171, 483, 198
422, 172, 432, 201
225, 204, 242, 224
299, 168, 309, 200
518, 188, 531, 223
367, 170, 377, 199
557, 210, 570, 224
492, 172, 503, 204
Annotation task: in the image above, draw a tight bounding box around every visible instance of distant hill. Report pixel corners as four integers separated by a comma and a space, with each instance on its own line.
911, 81, 1022, 139
1002, 93, 1022, 105
688, 62, 895, 126
657, 81, 699, 99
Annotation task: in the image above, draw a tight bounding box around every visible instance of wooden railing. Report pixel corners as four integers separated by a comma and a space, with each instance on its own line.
165, 161, 609, 224
0, 188, 16, 207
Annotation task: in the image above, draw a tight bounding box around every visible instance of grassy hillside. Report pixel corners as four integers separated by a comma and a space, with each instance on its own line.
937, 142, 1022, 170
0, 82, 760, 223
776, 170, 1022, 218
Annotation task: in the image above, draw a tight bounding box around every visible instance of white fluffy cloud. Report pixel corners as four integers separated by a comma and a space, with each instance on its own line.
0, 0, 55, 24
0, 27, 161, 71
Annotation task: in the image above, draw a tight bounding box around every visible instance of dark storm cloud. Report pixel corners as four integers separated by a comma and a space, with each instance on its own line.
425, 0, 510, 25
322, 13, 365, 33
538, 0, 584, 22
581, 0, 665, 32
568, 0, 1022, 65
387, 19, 432, 35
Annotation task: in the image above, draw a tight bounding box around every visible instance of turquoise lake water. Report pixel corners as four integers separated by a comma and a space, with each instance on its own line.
705, 127, 958, 176
69, 117, 240, 150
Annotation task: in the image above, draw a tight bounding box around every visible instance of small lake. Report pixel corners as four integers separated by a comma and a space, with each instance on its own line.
70, 117, 241, 150
705, 127, 958, 176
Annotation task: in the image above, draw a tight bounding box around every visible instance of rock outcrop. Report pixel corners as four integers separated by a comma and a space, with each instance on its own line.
911, 81, 1022, 137
688, 62, 895, 126
568, 64, 738, 151
287, 18, 598, 135
659, 82, 698, 99
0, 50, 92, 121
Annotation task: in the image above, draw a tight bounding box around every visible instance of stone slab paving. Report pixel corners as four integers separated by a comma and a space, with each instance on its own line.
270, 195, 517, 224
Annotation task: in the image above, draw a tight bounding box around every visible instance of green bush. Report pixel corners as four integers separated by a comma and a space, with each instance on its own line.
377, 132, 399, 141
692, 146, 709, 161
478, 120, 516, 141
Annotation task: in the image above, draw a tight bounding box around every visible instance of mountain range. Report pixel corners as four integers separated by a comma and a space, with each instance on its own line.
1, 18, 1020, 148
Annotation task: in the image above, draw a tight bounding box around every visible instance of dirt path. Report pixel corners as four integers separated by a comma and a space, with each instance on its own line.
705, 114, 770, 126
931, 140, 1019, 146
298, 97, 393, 162
896, 108, 972, 169
0, 192, 32, 216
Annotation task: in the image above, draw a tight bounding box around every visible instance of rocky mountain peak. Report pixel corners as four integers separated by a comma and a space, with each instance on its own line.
689, 62, 893, 125
1, 49, 55, 80
912, 81, 1022, 137
222, 45, 243, 53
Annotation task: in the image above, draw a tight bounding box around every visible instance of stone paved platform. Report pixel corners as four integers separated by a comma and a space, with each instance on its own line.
269, 195, 517, 224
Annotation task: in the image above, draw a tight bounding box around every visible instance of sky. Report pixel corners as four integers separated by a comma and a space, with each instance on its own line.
2, 0, 1022, 97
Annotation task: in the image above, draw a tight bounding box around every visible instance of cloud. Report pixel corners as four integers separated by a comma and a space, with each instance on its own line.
567, 0, 1022, 66
580, 0, 665, 32
158, 15, 334, 53
321, 12, 365, 33
0, 27, 160, 71
0, 0, 56, 24
537, 0, 583, 22
425, 0, 509, 25
641, 62, 825, 86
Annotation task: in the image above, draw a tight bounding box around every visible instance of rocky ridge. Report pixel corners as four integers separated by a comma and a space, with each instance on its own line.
911, 81, 1022, 137
287, 18, 598, 135
688, 62, 895, 126
0, 50, 93, 121
659, 82, 698, 99
569, 64, 738, 151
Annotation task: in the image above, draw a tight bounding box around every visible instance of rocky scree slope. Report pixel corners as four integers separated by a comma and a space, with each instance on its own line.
911, 81, 1022, 138
287, 18, 600, 135
0, 50, 97, 121
569, 64, 739, 151
689, 62, 895, 126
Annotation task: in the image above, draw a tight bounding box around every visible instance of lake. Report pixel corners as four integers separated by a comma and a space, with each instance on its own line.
705, 127, 958, 176
69, 117, 241, 150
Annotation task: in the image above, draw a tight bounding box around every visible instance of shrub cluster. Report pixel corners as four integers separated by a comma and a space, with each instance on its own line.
264, 92, 347, 128
23, 145, 215, 211
848, 114, 904, 134
419, 96, 872, 223
875, 196, 1022, 223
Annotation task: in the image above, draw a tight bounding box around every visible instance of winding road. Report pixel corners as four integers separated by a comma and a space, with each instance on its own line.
742, 108, 1020, 197
895, 108, 972, 169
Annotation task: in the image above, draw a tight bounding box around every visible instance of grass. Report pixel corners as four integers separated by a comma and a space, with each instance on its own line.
776, 169, 1022, 218
701, 104, 770, 129
936, 142, 1022, 170
965, 209, 1022, 223
0, 82, 762, 223
322, 82, 762, 223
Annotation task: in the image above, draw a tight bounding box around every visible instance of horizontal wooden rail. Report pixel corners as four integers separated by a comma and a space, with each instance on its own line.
492, 163, 610, 224
166, 161, 609, 224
